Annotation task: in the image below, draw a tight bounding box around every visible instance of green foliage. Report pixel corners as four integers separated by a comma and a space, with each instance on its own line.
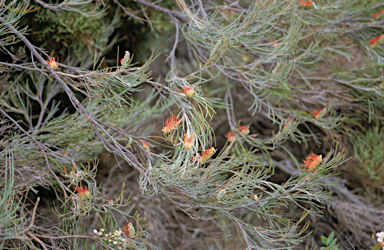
352, 126, 384, 199
25, 1, 110, 57
320, 231, 339, 250
1, 0, 384, 249
0, 154, 25, 241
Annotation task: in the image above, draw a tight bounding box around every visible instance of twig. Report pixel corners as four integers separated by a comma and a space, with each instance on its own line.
165, 16, 180, 69
225, 77, 236, 130
235, 220, 251, 247
299, 29, 320, 41
32, 233, 98, 240
23, 197, 40, 233
134, 0, 188, 23
33, 0, 60, 11
26, 231, 49, 250
114, 0, 146, 23
32, 233, 110, 248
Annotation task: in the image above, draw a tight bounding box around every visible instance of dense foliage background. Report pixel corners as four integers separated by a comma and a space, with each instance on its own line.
1, 0, 384, 249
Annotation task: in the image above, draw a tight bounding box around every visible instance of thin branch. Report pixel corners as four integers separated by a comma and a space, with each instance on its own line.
26, 231, 49, 250
114, 0, 146, 23
33, 0, 60, 11
23, 197, 40, 234
32, 233, 110, 248
235, 220, 251, 247
165, 16, 180, 69
134, 0, 188, 23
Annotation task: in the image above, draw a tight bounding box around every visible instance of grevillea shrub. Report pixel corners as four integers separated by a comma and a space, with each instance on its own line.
1, 0, 384, 249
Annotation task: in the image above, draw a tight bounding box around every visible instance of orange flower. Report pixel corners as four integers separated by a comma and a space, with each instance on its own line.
200, 147, 216, 163
311, 109, 323, 120
282, 119, 291, 130
369, 35, 383, 48
301, 153, 322, 171
74, 186, 90, 197
162, 115, 181, 134
180, 86, 195, 97
269, 38, 278, 48
225, 131, 236, 142
123, 222, 135, 237
238, 125, 250, 135
45, 57, 59, 70
183, 133, 194, 149
141, 140, 150, 150
371, 8, 384, 18
300, 1, 314, 6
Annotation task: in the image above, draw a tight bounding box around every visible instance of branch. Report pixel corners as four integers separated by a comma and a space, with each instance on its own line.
31, 232, 111, 248
26, 231, 48, 250
235, 220, 251, 247
23, 197, 40, 233
134, 0, 188, 23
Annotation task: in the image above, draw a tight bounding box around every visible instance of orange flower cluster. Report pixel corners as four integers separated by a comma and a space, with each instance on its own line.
162, 115, 181, 134
269, 38, 278, 48
301, 153, 322, 171
300, 1, 314, 7
311, 109, 323, 120
200, 147, 216, 163
45, 57, 59, 70
180, 86, 195, 97
141, 140, 150, 150
369, 34, 383, 48
183, 133, 194, 149
225, 131, 236, 142
371, 8, 384, 18
225, 125, 250, 142
238, 125, 250, 135
74, 186, 90, 197
123, 222, 135, 237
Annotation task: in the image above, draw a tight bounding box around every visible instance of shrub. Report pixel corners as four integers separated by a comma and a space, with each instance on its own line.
0, 0, 383, 249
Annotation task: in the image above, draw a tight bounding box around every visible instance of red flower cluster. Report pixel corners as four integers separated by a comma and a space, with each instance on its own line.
300, 1, 314, 7
200, 147, 216, 163
123, 222, 135, 237
311, 109, 323, 120
74, 186, 90, 197
141, 140, 150, 150
162, 115, 181, 134
45, 57, 59, 70
301, 153, 322, 171
369, 34, 383, 48
180, 86, 195, 97
225, 131, 236, 142
238, 125, 250, 135
371, 8, 384, 18
183, 133, 194, 149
